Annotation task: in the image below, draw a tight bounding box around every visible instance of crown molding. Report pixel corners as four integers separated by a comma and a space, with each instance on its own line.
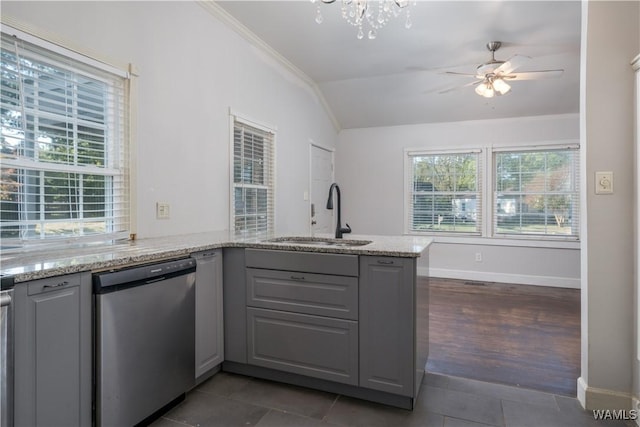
197, 1, 341, 132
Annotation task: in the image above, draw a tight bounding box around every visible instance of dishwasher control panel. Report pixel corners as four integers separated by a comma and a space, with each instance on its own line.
93, 258, 196, 293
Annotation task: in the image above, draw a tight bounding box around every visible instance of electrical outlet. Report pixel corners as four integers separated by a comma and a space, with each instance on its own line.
156, 202, 170, 219
475, 252, 482, 262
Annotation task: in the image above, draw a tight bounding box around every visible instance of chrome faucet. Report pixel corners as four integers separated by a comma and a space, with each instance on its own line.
326, 183, 351, 239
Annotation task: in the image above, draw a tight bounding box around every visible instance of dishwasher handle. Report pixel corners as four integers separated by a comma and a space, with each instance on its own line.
0, 292, 11, 307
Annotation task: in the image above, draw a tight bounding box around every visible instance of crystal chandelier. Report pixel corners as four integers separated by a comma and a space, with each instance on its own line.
312, 0, 414, 40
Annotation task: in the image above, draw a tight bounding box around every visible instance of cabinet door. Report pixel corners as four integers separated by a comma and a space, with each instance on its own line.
223, 248, 247, 363
192, 250, 224, 379
359, 256, 415, 397
14, 273, 91, 427
247, 307, 358, 385
246, 268, 358, 320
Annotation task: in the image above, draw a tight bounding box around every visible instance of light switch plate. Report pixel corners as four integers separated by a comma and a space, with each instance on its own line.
595, 171, 614, 195
156, 202, 170, 219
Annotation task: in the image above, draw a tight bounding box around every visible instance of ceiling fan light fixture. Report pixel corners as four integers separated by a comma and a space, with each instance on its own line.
475, 81, 495, 98
492, 78, 511, 95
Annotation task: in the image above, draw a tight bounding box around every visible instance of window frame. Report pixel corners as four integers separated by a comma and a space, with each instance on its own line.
229, 112, 276, 237
491, 144, 580, 240
0, 25, 131, 249
404, 148, 483, 236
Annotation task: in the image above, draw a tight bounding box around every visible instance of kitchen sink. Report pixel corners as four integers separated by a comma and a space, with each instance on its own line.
264, 237, 372, 247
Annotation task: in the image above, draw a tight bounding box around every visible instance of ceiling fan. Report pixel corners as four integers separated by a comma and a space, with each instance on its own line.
442, 41, 564, 98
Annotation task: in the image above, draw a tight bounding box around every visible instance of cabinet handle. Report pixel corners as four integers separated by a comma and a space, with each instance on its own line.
43, 281, 68, 289
290, 275, 305, 280
377, 260, 395, 265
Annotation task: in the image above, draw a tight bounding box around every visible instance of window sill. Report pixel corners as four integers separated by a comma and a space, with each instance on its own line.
404, 233, 580, 250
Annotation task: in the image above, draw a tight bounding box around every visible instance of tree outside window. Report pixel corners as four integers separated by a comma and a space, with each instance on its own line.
409, 152, 481, 234
495, 149, 579, 237
1, 30, 128, 245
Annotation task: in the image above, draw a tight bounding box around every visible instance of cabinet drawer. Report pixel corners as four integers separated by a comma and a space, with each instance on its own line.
247, 307, 358, 385
27, 273, 81, 295
247, 268, 358, 320
245, 249, 358, 277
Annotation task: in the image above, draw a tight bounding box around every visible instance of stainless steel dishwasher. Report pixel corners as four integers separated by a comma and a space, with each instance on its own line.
93, 258, 196, 427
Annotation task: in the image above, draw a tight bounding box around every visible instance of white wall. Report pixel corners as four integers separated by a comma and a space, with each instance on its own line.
636, 10, 640, 417
2, 1, 338, 238
578, 0, 639, 411
636, 48, 640, 422
335, 114, 581, 287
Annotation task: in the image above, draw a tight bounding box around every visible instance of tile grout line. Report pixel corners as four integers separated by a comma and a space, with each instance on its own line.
218, 379, 340, 424
321, 393, 341, 424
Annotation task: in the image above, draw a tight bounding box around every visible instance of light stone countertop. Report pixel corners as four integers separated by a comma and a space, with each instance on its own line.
0, 231, 433, 283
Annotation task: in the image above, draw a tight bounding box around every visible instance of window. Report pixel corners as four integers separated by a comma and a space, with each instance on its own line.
494, 147, 579, 238
406, 150, 482, 235
405, 144, 580, 241
1, 28, 129, 247
231, 115, 275, 236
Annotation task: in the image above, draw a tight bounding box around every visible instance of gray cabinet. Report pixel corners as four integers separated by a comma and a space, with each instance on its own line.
223, 248, 247, 363
359, 256, 416, 397
247, 307, 358, 385
223, 248, 428, 409
192, 250, 224, 382
13, 272, 91, 427
244, 249, 359, 385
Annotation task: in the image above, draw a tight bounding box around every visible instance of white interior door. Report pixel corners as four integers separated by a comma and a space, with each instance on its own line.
310, 144, 334, 235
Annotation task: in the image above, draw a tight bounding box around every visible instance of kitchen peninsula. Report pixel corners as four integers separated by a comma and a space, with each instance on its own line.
1, 232, 431, 425
0, 232, 431, 282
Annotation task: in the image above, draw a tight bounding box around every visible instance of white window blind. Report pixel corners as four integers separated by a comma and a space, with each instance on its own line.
494, 147, 579, 238
406, 150, 482, 235
0, 29, 129, 247
231, 117, 275, 237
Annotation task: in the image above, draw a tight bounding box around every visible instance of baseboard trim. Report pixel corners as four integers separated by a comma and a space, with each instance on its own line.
577, 377, 633, 410
421, 267, 580, 289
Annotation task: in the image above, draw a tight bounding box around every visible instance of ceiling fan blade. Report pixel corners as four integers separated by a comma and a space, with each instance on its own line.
437, 79, 482, 94
504, 70, 564, 80
494, 54, 531, 75
442, 71, 482, 78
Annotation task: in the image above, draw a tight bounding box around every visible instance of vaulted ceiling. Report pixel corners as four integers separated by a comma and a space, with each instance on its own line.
215, 1, 581, 130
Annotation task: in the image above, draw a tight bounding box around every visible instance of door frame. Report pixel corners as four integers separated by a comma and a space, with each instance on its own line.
309, 141, 335, 234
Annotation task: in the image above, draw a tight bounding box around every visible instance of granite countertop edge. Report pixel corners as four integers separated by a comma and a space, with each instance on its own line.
1, 232, 433, 284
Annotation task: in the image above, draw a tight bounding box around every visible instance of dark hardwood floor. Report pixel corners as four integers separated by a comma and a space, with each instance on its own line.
424, 277, 581, 397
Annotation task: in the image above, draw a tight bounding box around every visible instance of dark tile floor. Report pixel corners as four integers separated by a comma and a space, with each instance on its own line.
150, 371, 635, 427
